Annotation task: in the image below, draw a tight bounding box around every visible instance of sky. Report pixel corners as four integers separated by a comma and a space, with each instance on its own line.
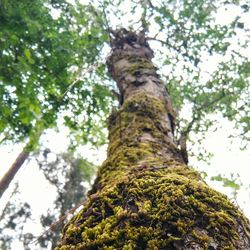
0, 0, 250, 249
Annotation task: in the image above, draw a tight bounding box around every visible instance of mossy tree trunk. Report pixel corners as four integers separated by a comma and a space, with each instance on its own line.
57, 30, 250, 249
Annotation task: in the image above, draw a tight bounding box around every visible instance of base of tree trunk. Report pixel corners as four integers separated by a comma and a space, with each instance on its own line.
57, 165, 250, 249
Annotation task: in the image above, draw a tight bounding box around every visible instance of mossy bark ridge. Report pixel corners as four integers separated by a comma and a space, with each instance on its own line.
57, 29, 250, 249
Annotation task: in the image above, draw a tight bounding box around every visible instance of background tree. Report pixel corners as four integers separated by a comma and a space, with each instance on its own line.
36, 148, 95, 249
0, 184, 32, 250
0, 148, 96, 250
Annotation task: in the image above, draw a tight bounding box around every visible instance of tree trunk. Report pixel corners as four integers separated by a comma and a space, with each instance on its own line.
57, 30, 250, 249
0, 147, 29, 199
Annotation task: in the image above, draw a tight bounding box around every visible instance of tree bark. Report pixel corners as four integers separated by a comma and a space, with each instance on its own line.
57, 30, 250, 249
0, 147, 29, 199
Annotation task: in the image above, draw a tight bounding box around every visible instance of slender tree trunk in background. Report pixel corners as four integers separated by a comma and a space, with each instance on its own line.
0, 147, 29, 199
57, 30, 250, 249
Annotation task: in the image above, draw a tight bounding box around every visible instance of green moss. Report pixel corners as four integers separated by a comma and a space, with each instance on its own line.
57, 92, 250, 249
123, 58, 156, 76
57, 164, 250, 249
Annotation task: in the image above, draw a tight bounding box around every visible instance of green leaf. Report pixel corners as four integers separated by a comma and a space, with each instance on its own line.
24, 48, 35, 64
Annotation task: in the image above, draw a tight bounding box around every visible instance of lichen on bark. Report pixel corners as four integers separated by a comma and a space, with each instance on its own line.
56, 29, 250, 249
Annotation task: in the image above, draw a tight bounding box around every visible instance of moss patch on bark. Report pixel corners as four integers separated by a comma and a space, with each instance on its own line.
57, 165, 250, 249
57, 93, 250, 249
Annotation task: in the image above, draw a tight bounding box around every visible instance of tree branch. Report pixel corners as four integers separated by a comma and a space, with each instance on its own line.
178, 91, 227, 163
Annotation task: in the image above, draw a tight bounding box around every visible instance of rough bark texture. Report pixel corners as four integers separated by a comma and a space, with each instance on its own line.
57, 29, 250, 249
0, 148, 29, 199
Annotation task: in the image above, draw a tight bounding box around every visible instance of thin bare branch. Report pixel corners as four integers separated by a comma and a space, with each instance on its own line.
30, 199, 86, 246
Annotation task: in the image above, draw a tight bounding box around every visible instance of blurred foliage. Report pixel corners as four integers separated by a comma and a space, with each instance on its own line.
0, 148, 96, 249
211, 173, 241, 199
35, 148, 96, 249
147, 0, 250, 150
211, 173, 241, 189
0, 184, 32, 250
0, 0, 113, 151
